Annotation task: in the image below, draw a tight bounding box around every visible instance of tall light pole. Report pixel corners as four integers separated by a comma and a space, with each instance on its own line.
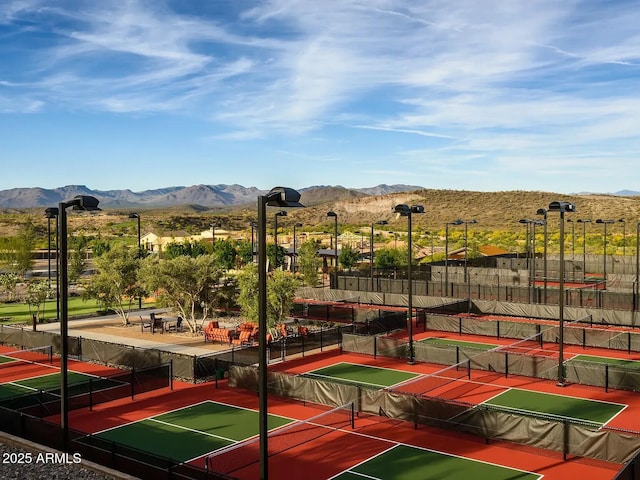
58, 195, 101, 450
394, 204, 424, 364
250, 221, 257, 264
128, 213, 142, 309
327, 211, 338, 288
292, 222, 302, 272
596, 219, 615, 288
370, 220, 388, 289
548, 201, 576, 387
577, 219, 591, 282
636, 222, 640, 312
273, 211, 287, 270
519, 219, 535, 303
567, 219, 576, 260
536, 208, 548, 302
619, 219, 626, 256
45, 208, 59, 321
211, 221, 221, 245
257, 187, 303, 480
445, 220, 462, 293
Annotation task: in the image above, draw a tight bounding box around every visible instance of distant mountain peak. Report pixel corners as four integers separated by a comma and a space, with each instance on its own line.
0, 184, 424, 209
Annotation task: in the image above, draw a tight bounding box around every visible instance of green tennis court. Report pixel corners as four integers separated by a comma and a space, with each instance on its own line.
0, 371, 127, 405
330, 444, 541, 480
483, 388, 626, 425
570, 354, 640, 369
305, 362, 419, 388
90, 400, 293, 463
420, 338, 499, 351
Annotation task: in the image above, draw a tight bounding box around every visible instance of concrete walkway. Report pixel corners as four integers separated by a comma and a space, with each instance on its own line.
34, 309, 217, 356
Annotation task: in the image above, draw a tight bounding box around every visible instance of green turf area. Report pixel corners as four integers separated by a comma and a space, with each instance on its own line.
484, 388, 625, 425
93, 401, 293, 463
421, 338, 499, 351
571, 354, 640, 369
332, 444, 540, 480
0, 371, 126, 406
0, 355, 15, 364
306, 363, 418, 388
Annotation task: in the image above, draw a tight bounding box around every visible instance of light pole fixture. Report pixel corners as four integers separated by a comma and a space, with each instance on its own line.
394, 204, 425, 365
59, 195, 101, 450
595, 219, 615, 287
250, 221, 257, 264
274, 211, 287, 270
211, 221, 222, 246
370, 220, 388, 288
292, 222, 302, 272
519, 219, 535, 303
258, 187, 304, 480
327, 211, 338, 288
548, 201, 576, 387
445, 220, 463, 293
128, 213, 142, 309
619, 219, 626, 256
536, 208, 548, 302
44, 208, 59, 321
460, 220, 477, 284
577, 219, 591, 282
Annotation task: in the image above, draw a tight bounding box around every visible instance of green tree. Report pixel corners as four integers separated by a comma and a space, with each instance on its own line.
212, 239, 237, 270
236, 263, 259, 324
267, 270, 301, 329
339, 244, 360, 271
374, 248, 403, 270
25, 280, 52, 324
68, 235, 90, 284
0, 272, 21, 302
0, 224, 36, 278
236, 264, 301, 329
235, 240, 253, 266
266, 244, 287, 270
83, 244, 145, 325
164, 240, 207, 259
139, 254, 223, 333
298, 239, 321, 286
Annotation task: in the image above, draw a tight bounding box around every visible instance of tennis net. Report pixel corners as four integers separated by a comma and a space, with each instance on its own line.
205, 402, 355, 476
0, 345, 53, 370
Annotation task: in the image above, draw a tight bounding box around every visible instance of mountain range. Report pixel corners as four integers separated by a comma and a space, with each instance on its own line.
0, 184, 425, 209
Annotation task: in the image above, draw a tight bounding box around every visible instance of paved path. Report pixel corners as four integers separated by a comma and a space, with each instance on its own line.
35, 309, 217, 356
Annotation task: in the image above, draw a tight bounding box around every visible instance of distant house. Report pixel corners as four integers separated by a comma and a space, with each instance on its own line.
141, 230, 192, 253
447, 245, 512, 260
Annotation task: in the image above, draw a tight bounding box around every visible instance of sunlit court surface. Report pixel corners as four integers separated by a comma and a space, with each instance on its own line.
0, 341, 625, 480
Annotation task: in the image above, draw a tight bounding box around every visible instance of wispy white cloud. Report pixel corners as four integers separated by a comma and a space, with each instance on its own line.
1, 0, 640, 192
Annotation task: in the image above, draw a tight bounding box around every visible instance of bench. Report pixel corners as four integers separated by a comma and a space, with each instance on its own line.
204, 324, 232, 345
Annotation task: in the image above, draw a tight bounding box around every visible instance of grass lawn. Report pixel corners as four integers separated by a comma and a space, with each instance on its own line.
0, 297, 154, 323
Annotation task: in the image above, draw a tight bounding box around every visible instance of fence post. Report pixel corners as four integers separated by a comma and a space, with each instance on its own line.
89, 377, 93, 411
373, 336, 377, 359
605, 364, 609, 393
131, 366, 135, 400
320, 326, 323, 352
505, 352, 509, 378
497, 320, 500, 339
169, 359, 173, 391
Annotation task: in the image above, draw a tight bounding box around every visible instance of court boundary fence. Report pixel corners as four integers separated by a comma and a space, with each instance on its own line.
228, 364, 640, 465
0, 405, 232, 480
0, 323, 350, 383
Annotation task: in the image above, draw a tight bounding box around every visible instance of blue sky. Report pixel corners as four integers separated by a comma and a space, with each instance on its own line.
1, 1, 639, 194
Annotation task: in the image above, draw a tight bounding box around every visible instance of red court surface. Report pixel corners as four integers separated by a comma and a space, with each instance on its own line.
1, 344, 631, 478
65, 374, 622, 480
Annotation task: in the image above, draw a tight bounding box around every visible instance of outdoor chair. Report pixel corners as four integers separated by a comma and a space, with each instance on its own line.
140, 316, 152, 333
